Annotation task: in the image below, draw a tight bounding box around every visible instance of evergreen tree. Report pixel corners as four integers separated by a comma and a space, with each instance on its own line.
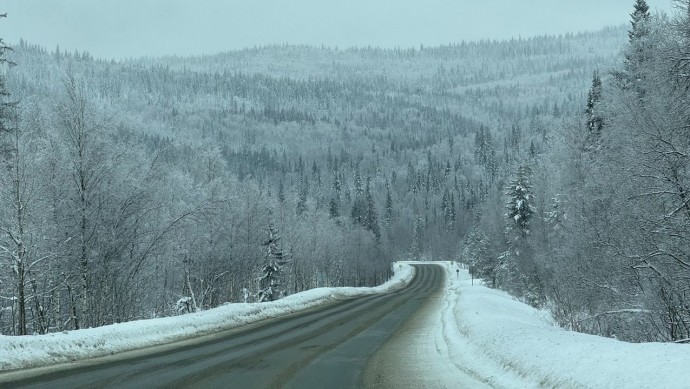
277, 179, 285, 204
364, 177, 381, 242
332, 169, 341, 199
258, 222, 288, 302
449, 195, 456, 231
510, 123, 522, 154
384, 187, 393, 227
628, 0, 650, 44
585, 70, 604, 139
409, 216, 422, 259
296, 176, 309, 215
354, 170, 364, 197
505, 165, 536, 239
441, 188, 450, 225
623, 0, 651, 96
329, 197, 339, 219
463, 228, 496, 286
351, 197, 365, 225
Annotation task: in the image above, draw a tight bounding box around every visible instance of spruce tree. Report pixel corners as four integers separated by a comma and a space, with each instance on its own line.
332, 169, 341, 199
296, 176, 308, 215
384, 188, 393, 227
364, 176, 381, 242
351, 196, 365, 225
449, 195, 456, 231
623, 0, 651, 96
505, 165, 536, 239
409, 216, 422, 259
258, 222, 288, 302
585, 70, 604, 140
277, 179, 285, 204
441, 188, 450, 225
329, 197, 339, 219
628, 0, 650, 44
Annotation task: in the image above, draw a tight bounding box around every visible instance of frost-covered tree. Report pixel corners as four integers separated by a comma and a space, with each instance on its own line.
350, 176, 380, 242
258, 222, 288, 302
463, 228, 497, 286
364, 177, 381, 242
328, 197, 339, 219
296, 175, 308, 215
628, 0, 651, 44
384, 187, 393, 227
623, 0, 652, 95
0, 21, 631, 334
408, 216, 423, 259
505, 165, 536, 239
0, 17, 27, 335
0, 14, 14, 133
585, 70, 604, 138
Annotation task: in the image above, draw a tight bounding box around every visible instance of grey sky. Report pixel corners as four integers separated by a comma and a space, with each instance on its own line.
0, 0, 676, 60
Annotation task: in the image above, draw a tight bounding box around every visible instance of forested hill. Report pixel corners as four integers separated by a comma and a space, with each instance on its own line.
1, 20, 667, 340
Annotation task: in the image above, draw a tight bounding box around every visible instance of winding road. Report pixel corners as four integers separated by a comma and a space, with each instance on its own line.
4, 264, 445, 389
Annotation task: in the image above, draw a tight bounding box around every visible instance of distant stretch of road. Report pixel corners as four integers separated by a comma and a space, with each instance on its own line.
5, 264, 444, 389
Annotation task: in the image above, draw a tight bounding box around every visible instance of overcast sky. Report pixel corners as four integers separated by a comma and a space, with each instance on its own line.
0, 0, 676, 60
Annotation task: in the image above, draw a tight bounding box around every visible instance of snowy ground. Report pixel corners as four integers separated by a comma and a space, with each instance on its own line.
441, 262, 690, 389
2, 261, 690, 388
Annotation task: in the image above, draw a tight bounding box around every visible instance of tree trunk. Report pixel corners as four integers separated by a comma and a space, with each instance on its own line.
16, 261, 27, 335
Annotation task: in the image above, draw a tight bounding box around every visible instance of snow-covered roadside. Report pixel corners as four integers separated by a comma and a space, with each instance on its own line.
0, 262, 414, 373
445, 263, 690, 389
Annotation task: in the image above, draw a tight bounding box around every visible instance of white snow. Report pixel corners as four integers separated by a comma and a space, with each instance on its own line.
2, 261, 690, 389
439, 262, 690, 389
0, 262, 414, 373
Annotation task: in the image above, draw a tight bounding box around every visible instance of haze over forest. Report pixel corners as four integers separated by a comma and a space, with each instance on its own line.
1, 0, 676, 59
0, 0, 689, 349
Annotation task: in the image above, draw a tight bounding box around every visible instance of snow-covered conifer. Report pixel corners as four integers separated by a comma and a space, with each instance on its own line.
258, 222, 289, 302
505, 165, 536, 239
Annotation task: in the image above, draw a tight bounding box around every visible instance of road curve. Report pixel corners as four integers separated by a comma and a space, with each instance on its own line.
3, 264, 444, 389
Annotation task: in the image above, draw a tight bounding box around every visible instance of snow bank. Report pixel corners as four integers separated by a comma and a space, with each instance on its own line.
7, 261, 683, 388
446, 263, 690, 389
0, 262, 414, 372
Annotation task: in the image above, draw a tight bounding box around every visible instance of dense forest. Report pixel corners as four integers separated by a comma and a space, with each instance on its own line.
0, 1, 688, 343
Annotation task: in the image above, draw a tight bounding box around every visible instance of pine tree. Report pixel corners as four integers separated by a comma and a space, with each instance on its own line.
296, 176, 308, 215
384, 187, 393, 227
351, 197, 365, 225
623, 0, 651, 96
277, 179, 285, 204
364, 177, 381, 242
354, 170, 364, 197
585, 70, 604, 137
332, 169, 341, 199
258, 222, 288, 302
628, 0, 650, 44
510, 123, 521, 154
552, 102, 561, 118
409, 216, 422, 259
441, 188, 450, 225
463, 228, 496, 286
505, 165, 536, 239
329, 197, 339, 219
449, 195, 456, 232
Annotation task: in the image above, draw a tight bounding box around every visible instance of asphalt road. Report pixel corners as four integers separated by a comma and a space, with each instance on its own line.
3, 264, 444, 389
